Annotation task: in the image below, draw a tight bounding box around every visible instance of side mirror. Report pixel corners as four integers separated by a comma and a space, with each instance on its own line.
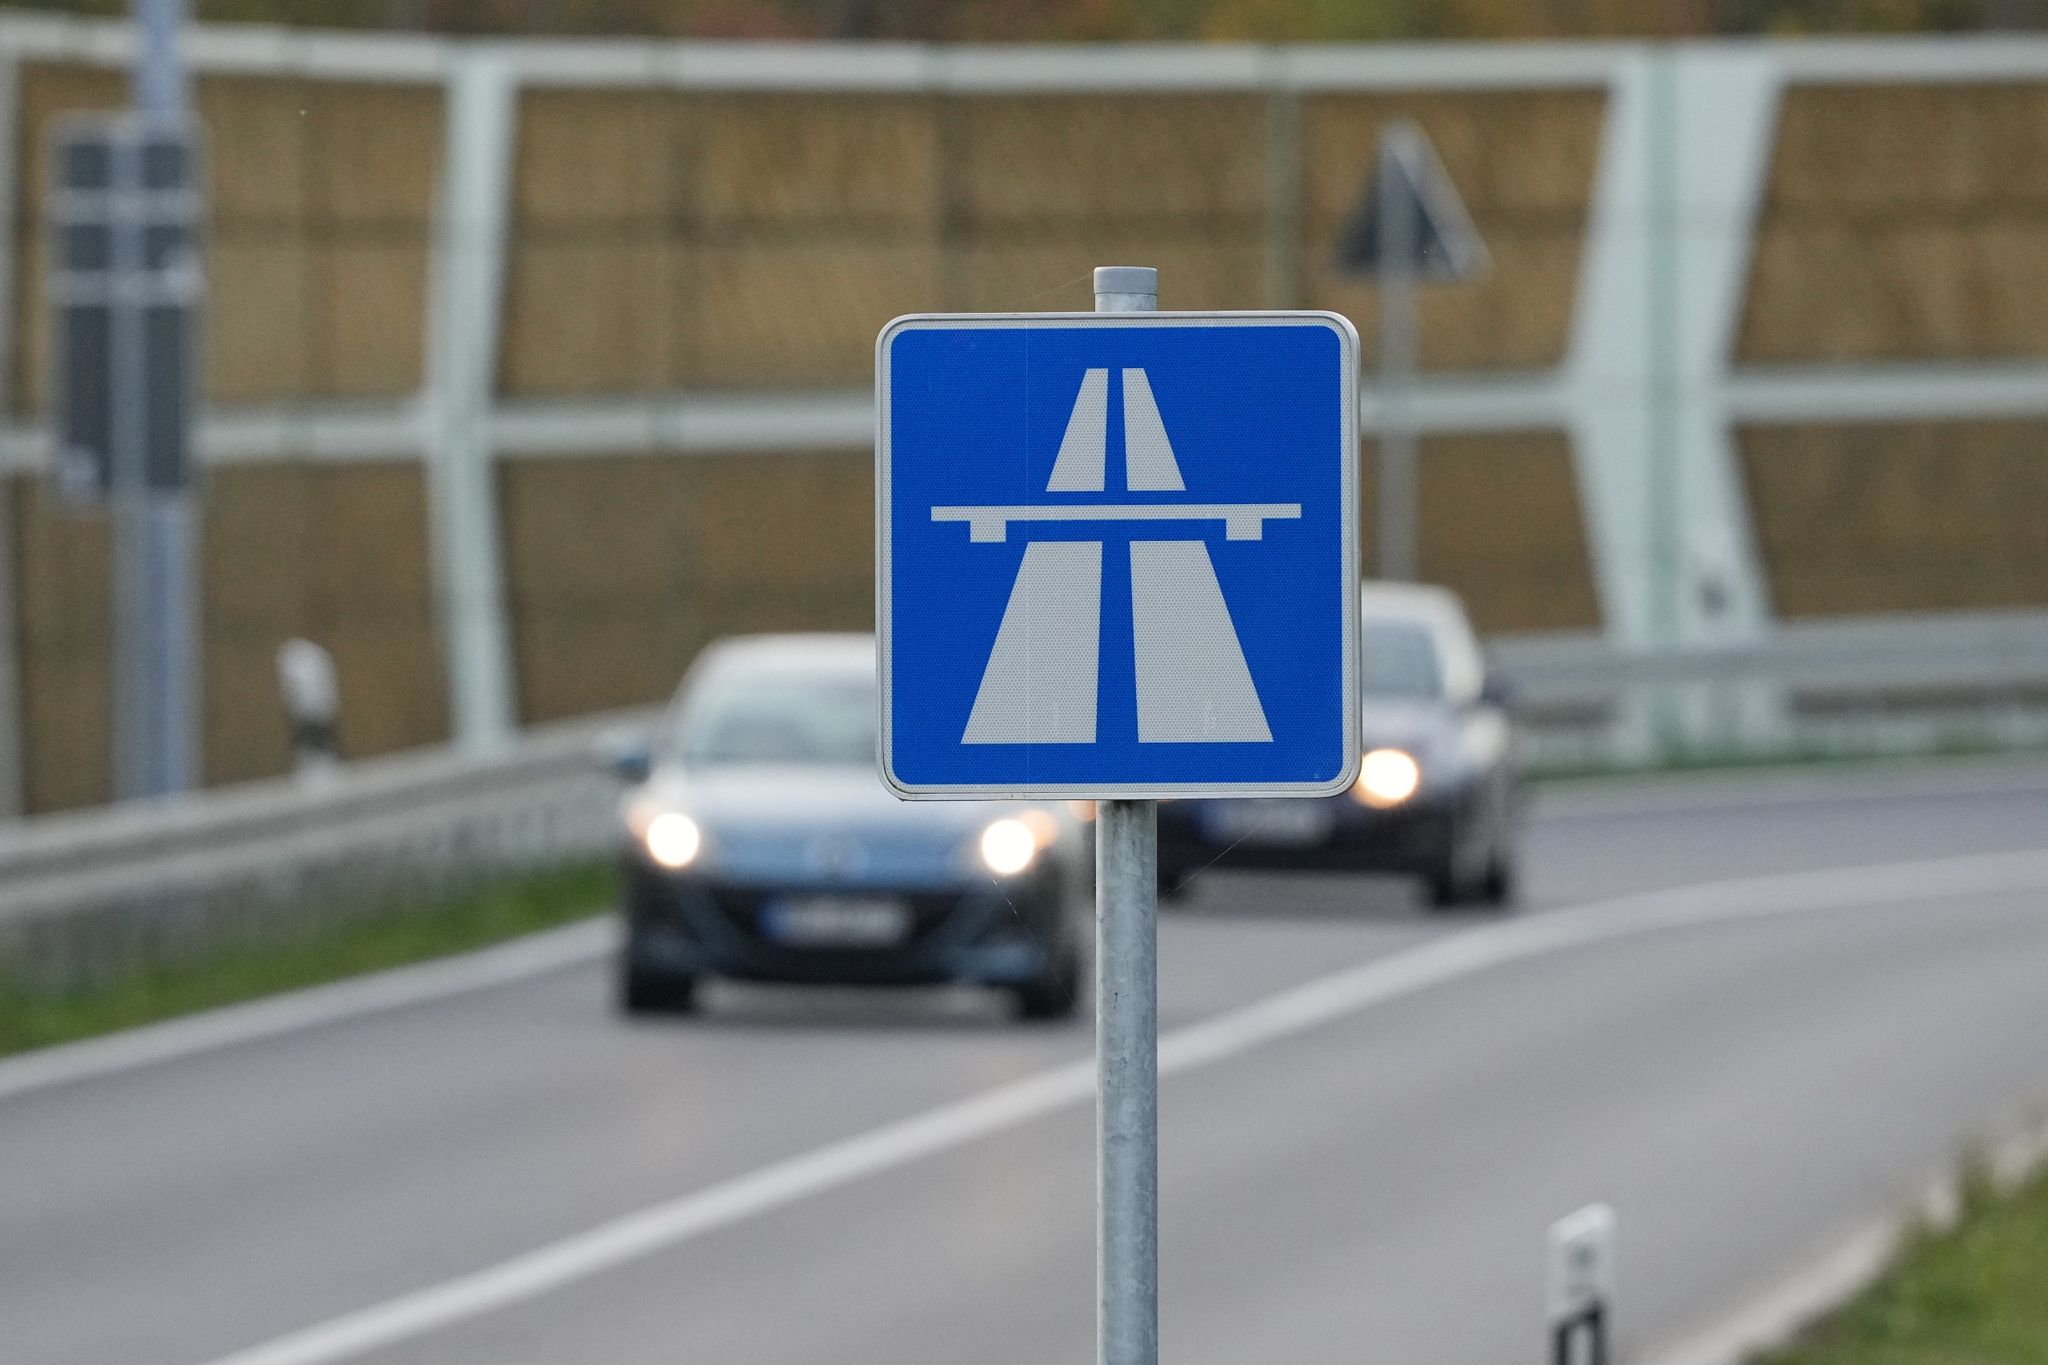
600, 730, 654, 784
1478, 673, 1516, 712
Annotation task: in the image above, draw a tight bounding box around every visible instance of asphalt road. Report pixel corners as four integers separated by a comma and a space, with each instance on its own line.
7, 761, 2048, 1365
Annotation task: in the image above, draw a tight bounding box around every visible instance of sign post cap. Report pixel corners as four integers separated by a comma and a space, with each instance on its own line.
1092, 265, 1158, 299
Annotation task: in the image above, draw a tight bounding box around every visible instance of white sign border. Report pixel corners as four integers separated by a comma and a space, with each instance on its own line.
876, 310, 1362, 802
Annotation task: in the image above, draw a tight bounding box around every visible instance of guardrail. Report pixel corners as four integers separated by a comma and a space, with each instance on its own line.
0, 707, 652, 990
1494, 610, 2048, 771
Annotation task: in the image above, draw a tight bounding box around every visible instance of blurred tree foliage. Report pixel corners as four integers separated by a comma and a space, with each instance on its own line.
21, 0, 2046, 37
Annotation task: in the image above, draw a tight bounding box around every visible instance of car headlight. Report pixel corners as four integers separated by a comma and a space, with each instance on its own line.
643, 811, 703, 870
1352, 748, 1421, 808
979, 817, 1039, 876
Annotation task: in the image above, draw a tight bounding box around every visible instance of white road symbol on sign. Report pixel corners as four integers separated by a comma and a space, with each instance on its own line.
931, 367, 1299, 747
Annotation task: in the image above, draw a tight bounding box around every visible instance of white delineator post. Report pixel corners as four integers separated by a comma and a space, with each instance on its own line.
1092, 264, 1160, 1365
1548, 1204, 1618, 1365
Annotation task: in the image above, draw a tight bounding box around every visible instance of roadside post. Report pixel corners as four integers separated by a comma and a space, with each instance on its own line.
1548, 1204, 1618, 1365
1333, 120, 1486, 582
276, 639, 341, 778
876, 267, 1360, 1365
47, 0, 203, 800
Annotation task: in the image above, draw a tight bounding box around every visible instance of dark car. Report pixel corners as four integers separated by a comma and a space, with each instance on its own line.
1157, 582, 1518, 909
613, 633, 1089, 1019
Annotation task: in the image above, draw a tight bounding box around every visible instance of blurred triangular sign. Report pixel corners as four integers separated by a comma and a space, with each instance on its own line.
1333, 120, 1488, 282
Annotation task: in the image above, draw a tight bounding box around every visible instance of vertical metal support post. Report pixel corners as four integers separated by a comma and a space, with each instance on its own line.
1375, 134, 1420, 583
425, 54, 518, 751
1092, 263, 1159, 1365
120, 0, 196, 799
1642, 47, 1683, 753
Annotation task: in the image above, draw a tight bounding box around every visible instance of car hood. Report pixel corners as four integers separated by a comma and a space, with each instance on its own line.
638, 764, 1021, 887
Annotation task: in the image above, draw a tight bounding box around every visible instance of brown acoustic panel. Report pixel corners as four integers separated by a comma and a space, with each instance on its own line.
694, 582, 873, 647
684, 239, 941, 388
681, 94, 941, 229
1741, 85, 2048, 363
682, 452, 874, 592
951, 235, 1267, 313
204, 233, 315, 404
12, 476, 110, 656
19, 654, 112, 814
1741, 420, 2048, 616
511, 608, 705, 724
1742, 212, 2048, 363
499, 234, 681, 395
196, 76, 312, 227
514, 89, 673, 228
201, 636, 295, 786
499, 455, 697, 610
309, 236, 430, 398
1762, 85, 2047, 214
1360, 431, 1600, 633
12, 230, 58, 415
312, 620, 449, 762
196, 461, 446, 786
1302, 90, 1603, 370
500, 451, 873, 723
11, 476, 112, 811
202, 463, 314, 633
304, 84, 442, 227
500, 453, 710, 722
302, 464, 438, 618
952, 95, 1266, 229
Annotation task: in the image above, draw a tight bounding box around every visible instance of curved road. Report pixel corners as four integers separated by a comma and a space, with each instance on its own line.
6, 762, 2048, 1365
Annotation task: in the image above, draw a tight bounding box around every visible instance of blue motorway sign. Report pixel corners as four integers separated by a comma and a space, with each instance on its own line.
877, 312, 1360, 800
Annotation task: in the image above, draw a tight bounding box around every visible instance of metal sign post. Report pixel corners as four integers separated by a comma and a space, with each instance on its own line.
1375, 141, 1421, 584
875, 267, 1359, 1365
1091, 265, 1160, 1365
125, 0, 198, 801
1333, 120, 1486, 584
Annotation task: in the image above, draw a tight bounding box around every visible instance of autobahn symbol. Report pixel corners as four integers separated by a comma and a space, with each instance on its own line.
878, 312, 1360, 800
934, 367, 1296, 746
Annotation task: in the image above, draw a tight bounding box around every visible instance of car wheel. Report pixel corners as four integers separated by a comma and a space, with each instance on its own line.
618, 959, 698, 1016
1479, 849, 1518, 909
1011, 951, 1083, 1022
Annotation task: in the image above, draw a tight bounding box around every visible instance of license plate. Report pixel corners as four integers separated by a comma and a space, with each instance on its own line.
760, 896, 911, 947
1202, 800, 1335, 846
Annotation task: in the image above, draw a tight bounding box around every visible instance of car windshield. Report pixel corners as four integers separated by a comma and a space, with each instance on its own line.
673, 668, 876, 768
1362, 619, 1443, 700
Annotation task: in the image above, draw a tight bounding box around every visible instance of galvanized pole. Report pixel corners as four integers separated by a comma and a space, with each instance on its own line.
1092, 263, 1160, 1365
1375, 125, 1420, 583
118, 0, 196, 799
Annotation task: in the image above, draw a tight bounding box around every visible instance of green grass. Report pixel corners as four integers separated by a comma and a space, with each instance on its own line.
0, 861, 614, 1060
1757, 1160, 2048, 1365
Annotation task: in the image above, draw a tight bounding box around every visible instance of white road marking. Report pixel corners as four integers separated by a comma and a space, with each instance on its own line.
0, 917, 616, 1105
192, 844, 2048, 1365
